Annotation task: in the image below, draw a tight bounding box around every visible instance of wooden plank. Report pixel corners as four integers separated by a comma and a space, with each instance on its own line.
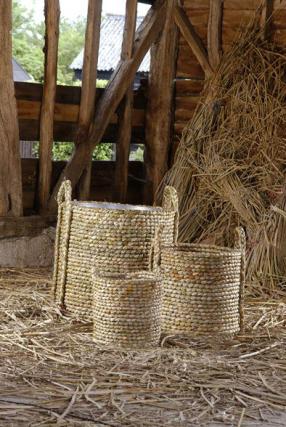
48, 0, 167, 212
14, 81, 147, 109
208, 0, 223, 69
18, 120, 145, 144
38, 0, 60, 211
176, 45, 204, 78
183, 0, 260, 9
113, 0, 138, 203
175, 78, 204, 95
0, 0, 23, 216
145, 0, 178, 203
174, 4, 213, 78
0, 216, 56, 238
76, 0, 102, 200
260, 0, 273, 39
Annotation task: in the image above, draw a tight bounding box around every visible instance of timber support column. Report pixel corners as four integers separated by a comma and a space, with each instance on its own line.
0, 0, 23, 216
144, 0, 178, 205
38, 0, 60, 212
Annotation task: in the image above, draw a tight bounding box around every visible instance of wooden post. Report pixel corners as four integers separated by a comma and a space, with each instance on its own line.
48, 0, 167, 212
113, 0, 137, 203
174, 4, 213, 78
77, 0, 102, 200
144, 0, 178, 204
0, 0, 23, 216
37, 0, 60, 212
208, 0, 223, 70
260, 0, 273, 40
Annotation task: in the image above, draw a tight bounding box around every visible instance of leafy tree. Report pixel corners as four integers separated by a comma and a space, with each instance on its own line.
12, 1, 45, 82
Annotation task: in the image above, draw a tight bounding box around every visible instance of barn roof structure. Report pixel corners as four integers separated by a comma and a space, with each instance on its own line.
70, 14, 150, 75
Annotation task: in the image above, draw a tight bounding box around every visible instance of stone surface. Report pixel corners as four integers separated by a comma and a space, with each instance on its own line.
0, 227, 55, 268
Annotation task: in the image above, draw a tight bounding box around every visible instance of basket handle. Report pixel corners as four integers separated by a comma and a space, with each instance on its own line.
149, 226, 162, 274
162, 186, 179, 245
234, 226, 246, 333
56, 179, 72, 205
234, 226, 246, 251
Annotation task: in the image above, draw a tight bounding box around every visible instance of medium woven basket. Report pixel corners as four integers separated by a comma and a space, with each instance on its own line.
160, 227, 246, 335
53, 180, 178, 320
92, 271, 161, 349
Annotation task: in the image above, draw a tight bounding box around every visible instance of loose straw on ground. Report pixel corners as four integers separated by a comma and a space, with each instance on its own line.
0, 269, 285, 426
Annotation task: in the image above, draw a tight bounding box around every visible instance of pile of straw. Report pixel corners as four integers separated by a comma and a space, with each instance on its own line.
0, 269, 286, 425
160, 25, 286, 294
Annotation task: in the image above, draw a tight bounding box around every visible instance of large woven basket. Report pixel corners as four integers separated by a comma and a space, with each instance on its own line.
53, 180, 178, 320
160, 227, 246, 335
92, 271, 161, 349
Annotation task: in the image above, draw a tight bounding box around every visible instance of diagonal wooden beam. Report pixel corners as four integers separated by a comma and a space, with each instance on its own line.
174, 3, 213, 78
76, 0, 102, 200
208, 0, 223, 70
37, 0, 60, 212
48, 0, 167, 212
260, 0, 273, 40
113, 0, 138, 203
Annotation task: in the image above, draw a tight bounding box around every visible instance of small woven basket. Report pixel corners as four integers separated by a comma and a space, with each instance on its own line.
92, 271, 161, 349
160, 227, 246, 335
53, 180, 178, 320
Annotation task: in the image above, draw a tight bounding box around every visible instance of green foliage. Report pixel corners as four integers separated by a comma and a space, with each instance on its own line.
33, 142, 113, 161
12, 1, 45, 82
130, 145, 144, 161
12, 0, 86, 85
57, 17, 86, 85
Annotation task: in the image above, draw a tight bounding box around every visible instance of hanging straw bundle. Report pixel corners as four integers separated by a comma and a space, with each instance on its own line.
159, 24, 286, 295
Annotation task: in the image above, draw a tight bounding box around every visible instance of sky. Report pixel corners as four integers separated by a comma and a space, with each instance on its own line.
20, 0, 150, 21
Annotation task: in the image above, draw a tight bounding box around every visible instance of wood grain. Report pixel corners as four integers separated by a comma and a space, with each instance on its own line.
0, 0, 23, 216
38, 0, 60, 211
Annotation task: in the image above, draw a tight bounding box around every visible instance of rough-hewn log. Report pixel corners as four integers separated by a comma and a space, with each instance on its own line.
260, 0, 273, 40
145, 0, 178, 204
174, 4, 213, 78
113, 0, 137, 203
208, 0, 223, 69
0, 0, 23, 216
48, 0, 167, 212
38, 0, 60, 211
77, 0, 102, 200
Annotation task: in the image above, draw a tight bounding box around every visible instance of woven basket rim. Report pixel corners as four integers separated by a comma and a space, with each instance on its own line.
161, 242, 241, 255
72, 200, 166, 213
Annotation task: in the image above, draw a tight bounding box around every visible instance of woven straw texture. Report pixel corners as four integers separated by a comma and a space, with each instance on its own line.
160, 227, 246, 335
92, 271, 161, 349
53, 181, 178, 320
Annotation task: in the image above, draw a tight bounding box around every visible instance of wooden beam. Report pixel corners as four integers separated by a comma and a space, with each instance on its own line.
48, 0, 167, 212
0, 216, 56, 238
174, 4, 213, 78
0, 0, 23, 216
76, 0, 102, 200
144, 0, 178, 204
113, 0, 137, 203
208, 0, 223, 70
37, 0, 60, 211
260, 0, 273, 40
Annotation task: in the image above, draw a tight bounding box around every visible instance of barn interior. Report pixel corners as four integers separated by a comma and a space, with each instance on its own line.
0, 0, 286, 425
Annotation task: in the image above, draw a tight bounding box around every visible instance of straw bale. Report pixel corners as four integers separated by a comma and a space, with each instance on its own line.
159, 23, 286, 294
